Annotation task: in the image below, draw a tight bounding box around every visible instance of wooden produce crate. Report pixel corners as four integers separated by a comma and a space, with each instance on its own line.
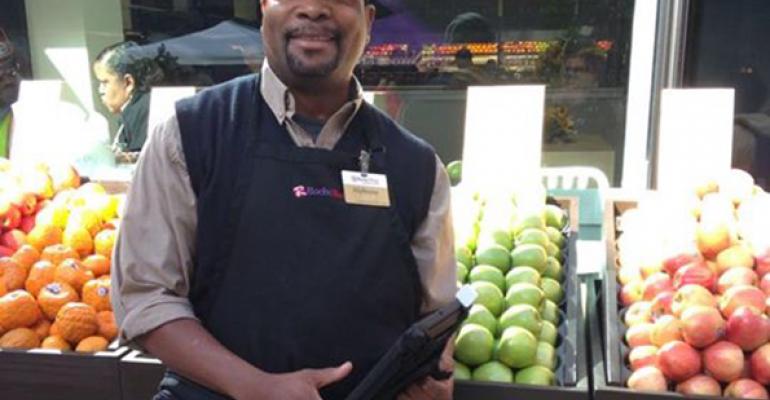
120, 350, 166, 400
454, 197, 589, 400
0, 344, 128, 400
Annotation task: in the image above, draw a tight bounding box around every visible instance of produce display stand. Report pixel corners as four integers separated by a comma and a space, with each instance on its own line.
455, 196, 589, 400
119, 350, 166, 400
594, 197, 722, 400
0, 344, 129, 400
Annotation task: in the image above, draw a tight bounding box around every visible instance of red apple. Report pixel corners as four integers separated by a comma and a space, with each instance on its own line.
641, 262, 664, 279
643, 272, 674, 301
681, 305, 724, 348
650, 315, 683, 347
675, 374, 722, 396
0, 229, 26, 252
0, 245, 13, 257
650, 291, 674, 320
721, 285, 767, 318
620, 281, 644, 307
727, 306, 770, 351
12, 192, 37, 216
627, 366, 668, 392
657, 340, 702, 382
35, 199, 51, 214
625, 301, 653, 327
663, 253, 699, 276
757, 252, 770, 278
720, 267, 759, 295
759, 273, 770, 296
703, 340, 745, 382
672, 284, 717, 317
698, 221, 734, 260
2, 205, 21, 230
618, 265, 643, 286
19, 215, 35, 234
724, 379, 770, 399
673, 262, 716, 291
750, 343, 770, 384
628, 345, 659, 371
717, 244, 756, 275
625, 322, 654, 346
625, 323, 654, 348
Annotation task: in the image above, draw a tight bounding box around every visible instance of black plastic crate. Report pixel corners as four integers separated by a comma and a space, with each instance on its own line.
0, 344, 128, 400
120, 350, 166, 400
454, 197, 588, 400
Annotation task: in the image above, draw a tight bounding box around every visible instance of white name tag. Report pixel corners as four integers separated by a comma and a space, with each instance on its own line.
341, 170, 391, 207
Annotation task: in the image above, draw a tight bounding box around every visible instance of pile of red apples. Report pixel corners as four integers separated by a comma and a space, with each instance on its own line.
616, 169, 770, 398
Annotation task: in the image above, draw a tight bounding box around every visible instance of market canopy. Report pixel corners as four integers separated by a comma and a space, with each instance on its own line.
128, 20, 263, 66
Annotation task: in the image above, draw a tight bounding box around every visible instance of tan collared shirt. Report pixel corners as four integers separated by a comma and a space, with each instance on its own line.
112, 63, 457, 344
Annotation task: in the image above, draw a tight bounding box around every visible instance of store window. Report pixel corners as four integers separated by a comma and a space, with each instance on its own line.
684, 0, 770, 188
7, 0, 636, 185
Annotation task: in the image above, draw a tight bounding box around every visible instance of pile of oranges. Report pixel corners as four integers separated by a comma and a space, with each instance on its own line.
0, 160, 124, 353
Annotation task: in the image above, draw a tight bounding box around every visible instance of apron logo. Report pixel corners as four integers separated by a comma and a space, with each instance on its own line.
292, 185, 343, 200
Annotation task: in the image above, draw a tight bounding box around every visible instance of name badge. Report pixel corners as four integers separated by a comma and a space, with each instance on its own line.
341, 170, 391, 207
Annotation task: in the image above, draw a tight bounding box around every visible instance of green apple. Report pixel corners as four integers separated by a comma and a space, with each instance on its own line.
456, 247, 474, 268
496, 326, 538, 369
505, 266, 541, 290
544, 204, 566, 230
505, 282, 544, 308
471, 361, 514, 383
454, 361, 472, 380
454, 323, 494, 367
511, 244, 548, 273
475, 244, 512, 274
469, 265, 506, 292
540, 278, 564, 304
535, 342, 557, 370
538, 320, 558, 346
471, 281, 505, 316
515, 365, 556, 386
457, 262, 469, 284
516, 228, 550, 249
498, 304, 542, 336
542, 257, 563, 281
539, 300, 560, 325
464, 304, 498, 335
545, 226, 565, 248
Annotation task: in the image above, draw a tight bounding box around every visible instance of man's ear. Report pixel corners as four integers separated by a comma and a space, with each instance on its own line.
124, 74, 136, 95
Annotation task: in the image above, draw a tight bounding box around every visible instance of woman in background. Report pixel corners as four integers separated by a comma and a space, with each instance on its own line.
93, 42, 162, 163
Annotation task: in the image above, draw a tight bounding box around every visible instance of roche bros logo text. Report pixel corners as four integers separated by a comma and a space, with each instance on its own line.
292, 185, 343, 200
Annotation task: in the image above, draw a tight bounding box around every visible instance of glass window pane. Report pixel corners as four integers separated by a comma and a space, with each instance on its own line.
685, 0, 770, 188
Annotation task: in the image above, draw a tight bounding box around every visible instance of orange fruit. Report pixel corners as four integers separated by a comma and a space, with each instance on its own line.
41, 244, 79, 265
27, 224, 63, 251
62, 227, 93, 259
93, 229, 116, 259
55, 302, 98, 344
97, 311, 117, 341
25, 260, 56, 298
41, 335, 71, 350
0, 327, 40, 349
31, 318, 51, 340
0, 290, 41, 333
54, 259, 93, 293
0, 257, 27, 291
82, 279, 111, 312
12, 244, 41, 271
0, 281, 6, 297
37, 282, 79, 320
49, 321, 60, 336
82, 254, 110, 278
75, 335, 108, 352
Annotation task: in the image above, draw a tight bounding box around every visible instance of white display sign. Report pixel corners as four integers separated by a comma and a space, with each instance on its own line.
657, 88, 735, 192
461, 85, 546, 199
148, 87, 197, 132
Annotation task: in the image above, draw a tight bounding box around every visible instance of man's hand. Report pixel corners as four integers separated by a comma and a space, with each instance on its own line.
231, 362, 353, 400
397, 337, 455, 400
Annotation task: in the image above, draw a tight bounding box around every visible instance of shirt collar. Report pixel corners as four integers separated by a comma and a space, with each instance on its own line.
259, 61, 364, 125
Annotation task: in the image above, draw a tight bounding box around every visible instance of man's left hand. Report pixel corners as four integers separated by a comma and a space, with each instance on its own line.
397, 337, 455, 400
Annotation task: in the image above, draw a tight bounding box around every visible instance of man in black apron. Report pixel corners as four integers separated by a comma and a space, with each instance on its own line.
113, 0, 456, 399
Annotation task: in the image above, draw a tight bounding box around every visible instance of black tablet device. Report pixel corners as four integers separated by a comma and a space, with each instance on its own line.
346, 285, 477, 400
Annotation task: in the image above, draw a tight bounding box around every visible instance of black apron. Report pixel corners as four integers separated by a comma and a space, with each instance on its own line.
156, 91, 423, 399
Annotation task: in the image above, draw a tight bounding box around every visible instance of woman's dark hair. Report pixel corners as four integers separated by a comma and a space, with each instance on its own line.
95, 41, 163, 92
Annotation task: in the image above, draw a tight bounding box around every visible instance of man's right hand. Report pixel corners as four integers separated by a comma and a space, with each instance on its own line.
233, 362, 353, 400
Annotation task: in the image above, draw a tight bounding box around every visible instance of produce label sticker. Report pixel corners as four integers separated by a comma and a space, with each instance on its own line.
341, 170, 391, 208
